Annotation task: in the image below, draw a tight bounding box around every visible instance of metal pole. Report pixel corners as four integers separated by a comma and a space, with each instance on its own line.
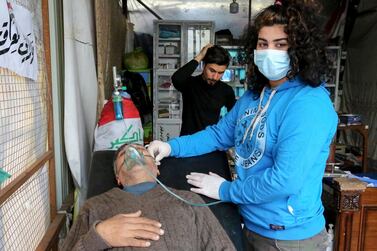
248, 0, 252, 27
135, 0, 163, 20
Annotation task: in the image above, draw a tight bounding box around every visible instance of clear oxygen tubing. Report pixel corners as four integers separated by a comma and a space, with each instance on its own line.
123, 146, 223, 207
113, 66, 221, 207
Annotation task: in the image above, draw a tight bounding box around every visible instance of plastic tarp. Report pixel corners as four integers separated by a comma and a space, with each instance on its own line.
63, 0, 97, 205
342, 0, 377, 162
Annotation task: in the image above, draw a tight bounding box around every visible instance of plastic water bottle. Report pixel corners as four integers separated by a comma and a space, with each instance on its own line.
113, 91, 123, 120
326, 224, 334, 251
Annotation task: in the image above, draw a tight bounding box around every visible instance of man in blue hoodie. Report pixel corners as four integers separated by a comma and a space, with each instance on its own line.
148, 0, 338, 250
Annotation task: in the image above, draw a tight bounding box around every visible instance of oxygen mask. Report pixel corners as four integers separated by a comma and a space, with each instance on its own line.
119, 144, 223, 207
123, 146, 147, 171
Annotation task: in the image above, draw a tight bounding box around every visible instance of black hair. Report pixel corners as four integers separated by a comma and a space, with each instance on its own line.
242, 0, 329, 96
202, 45, 231, 66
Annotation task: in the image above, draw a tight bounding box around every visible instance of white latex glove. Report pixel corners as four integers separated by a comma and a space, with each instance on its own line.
186, 172, 226, 200
147, 140, 171, 165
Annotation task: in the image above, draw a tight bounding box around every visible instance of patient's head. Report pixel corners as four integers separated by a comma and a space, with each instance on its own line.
113, 143, 159, 186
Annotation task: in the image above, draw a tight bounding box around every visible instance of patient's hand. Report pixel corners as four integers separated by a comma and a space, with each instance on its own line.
96, 210, 164, 248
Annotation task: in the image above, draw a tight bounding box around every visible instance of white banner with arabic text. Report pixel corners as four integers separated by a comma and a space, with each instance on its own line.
0, 0, 37, 80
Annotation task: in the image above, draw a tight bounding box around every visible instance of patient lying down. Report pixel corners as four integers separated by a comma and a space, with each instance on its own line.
61, 143, 235, 251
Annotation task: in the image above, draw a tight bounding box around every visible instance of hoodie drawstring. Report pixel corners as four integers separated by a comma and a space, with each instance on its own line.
242, 87, 277, 144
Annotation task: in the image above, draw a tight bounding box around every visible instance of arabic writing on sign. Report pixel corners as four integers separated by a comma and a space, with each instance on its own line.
0, 20, 34, 64
0, 0, 37, 80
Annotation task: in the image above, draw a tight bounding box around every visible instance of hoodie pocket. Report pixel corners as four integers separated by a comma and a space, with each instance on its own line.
286, 194, 309, 223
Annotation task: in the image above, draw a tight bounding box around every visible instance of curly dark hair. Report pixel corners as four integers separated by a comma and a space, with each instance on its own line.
242, 0, 329, 96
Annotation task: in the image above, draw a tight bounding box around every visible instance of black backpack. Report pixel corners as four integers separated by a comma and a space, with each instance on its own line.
120, 70, 152, 124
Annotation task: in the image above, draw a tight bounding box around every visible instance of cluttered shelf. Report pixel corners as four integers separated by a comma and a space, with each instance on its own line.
324, 114, 374, 251
325, 114, 369, 174
335, 122, 369, 173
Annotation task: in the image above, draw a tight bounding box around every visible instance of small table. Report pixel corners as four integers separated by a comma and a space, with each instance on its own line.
322, 176, 377, 251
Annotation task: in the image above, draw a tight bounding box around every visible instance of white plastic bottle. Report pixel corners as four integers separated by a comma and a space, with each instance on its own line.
326, 224, 334, 251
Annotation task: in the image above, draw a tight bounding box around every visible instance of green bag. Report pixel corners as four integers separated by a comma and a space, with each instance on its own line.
123, 47, 149, 70
0, 168, 11, 185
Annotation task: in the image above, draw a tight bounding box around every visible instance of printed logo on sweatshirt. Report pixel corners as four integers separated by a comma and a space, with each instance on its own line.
234, 108, 267, 169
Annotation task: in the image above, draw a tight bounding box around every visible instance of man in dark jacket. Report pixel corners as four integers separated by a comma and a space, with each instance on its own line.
172, 44, 236, 136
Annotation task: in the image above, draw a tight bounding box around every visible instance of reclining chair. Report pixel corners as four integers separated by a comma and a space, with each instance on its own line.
87, 150, 244, 250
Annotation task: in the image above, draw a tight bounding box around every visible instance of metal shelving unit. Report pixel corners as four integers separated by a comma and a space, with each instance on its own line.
325, 46, 342, 111
153, 20, 214, 141
221, 46, 248, 100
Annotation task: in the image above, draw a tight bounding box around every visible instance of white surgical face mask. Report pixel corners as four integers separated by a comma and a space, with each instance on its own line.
254, 49, 291, 81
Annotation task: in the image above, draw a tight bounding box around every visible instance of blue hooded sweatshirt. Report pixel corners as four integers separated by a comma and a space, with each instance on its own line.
168, 77, 338, 240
